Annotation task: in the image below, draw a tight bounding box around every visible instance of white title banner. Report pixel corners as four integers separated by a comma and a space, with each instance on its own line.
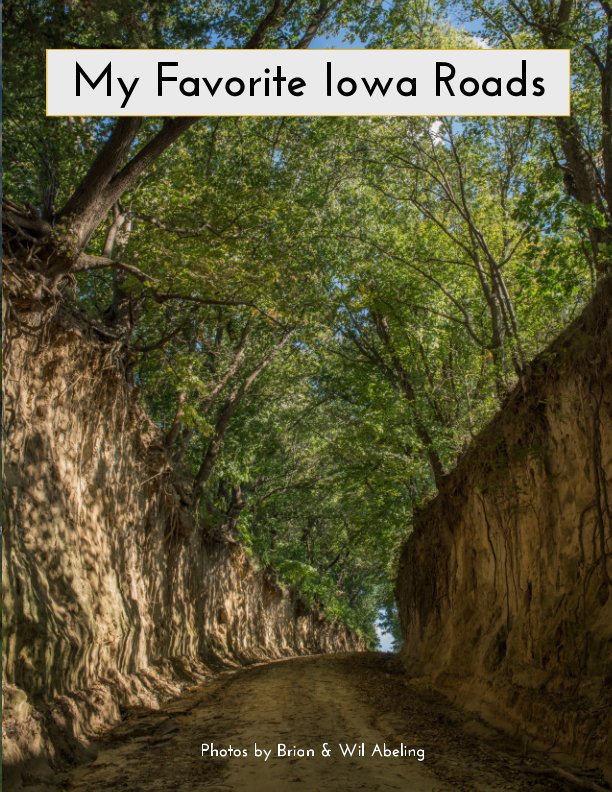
47, 49, 570, 117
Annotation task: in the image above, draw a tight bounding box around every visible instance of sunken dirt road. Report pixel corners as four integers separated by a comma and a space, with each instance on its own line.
52, 654, 602, 792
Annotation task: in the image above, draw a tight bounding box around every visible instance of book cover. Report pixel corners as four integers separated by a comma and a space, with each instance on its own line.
3, 2, 610, 790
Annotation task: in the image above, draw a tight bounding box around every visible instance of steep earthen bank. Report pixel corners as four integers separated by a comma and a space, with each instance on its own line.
2, 303, 362, 783
396, 279, 612, 774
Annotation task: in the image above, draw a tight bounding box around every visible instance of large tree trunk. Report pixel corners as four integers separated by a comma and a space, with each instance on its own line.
53, 118, 196, 274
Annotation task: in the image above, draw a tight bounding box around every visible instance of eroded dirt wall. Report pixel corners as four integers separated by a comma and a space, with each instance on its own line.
396, 280, 612, 772
2, 307, 361, 779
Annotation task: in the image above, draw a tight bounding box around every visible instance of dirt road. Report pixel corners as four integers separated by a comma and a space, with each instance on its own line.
56, 654, 598, 791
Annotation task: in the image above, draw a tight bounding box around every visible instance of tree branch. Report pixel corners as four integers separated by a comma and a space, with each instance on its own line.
294, 0, 340, 48
74, 253, 156, 282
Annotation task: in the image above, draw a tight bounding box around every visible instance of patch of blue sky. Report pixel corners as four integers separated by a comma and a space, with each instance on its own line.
375, 613, 396, 652
311, 31, 366, 49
